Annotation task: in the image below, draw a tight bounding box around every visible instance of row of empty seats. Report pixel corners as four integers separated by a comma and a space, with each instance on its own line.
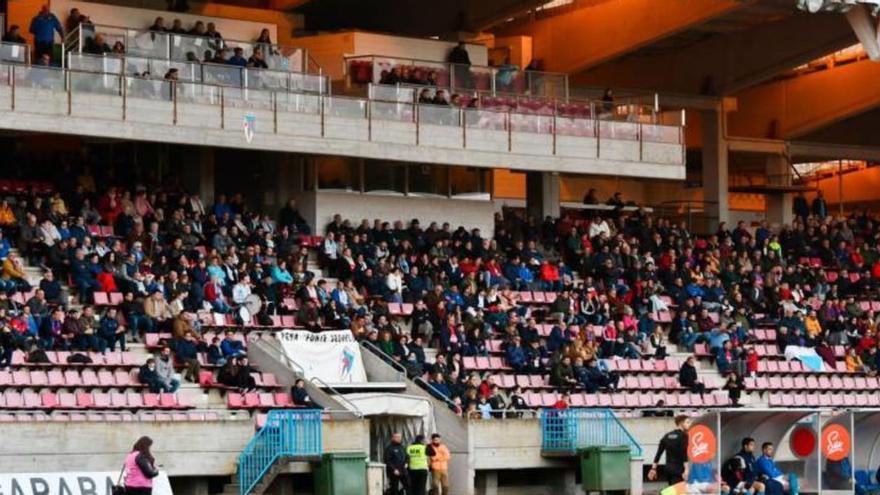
522, 391, 732, 408
746, 374, 880, 391
0, 411, 223, 422
226, 392, 299, 409
769, 393, 880, 408
0, 390, 191, 409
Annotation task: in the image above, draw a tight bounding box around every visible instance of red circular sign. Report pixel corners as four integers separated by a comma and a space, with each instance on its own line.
688, 424, 717, 463
822, 424, 851, 461
790, 426, 817, 458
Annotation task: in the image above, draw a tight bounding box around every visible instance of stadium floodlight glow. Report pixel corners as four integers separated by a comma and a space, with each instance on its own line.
797, 0, 880, 13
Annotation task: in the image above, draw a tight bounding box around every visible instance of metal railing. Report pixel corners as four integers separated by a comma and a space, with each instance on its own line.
540, 408, 643, 457
0, 63, 686, 163
65, 23, 317, 74
346, 54, 568, 99
65, 52, 328, 93
238, 409, 323, 495
360, 340, 460, 413
368, 82, 669, 125
360, 340, 407, 381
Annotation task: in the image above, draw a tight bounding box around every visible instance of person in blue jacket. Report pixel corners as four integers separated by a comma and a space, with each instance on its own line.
755, 442, 798, 495
29, 5, 64, 62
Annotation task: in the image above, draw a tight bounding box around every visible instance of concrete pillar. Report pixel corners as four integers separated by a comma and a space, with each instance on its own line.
555, 468, 579, 495
765, 154, 793, 228
199, 148, 215, 207
701, 109, 729, 232
525, 171, 561, 220
476, 470, 498, 495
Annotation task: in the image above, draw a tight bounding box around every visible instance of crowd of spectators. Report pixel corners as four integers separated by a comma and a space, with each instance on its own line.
1, 167, 880, 414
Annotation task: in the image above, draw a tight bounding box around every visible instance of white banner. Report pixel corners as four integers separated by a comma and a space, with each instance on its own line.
278, 330, 368, 384
0, 471, 172, 495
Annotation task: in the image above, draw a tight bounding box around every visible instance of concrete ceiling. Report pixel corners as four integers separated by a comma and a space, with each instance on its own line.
294, 0, 548, 36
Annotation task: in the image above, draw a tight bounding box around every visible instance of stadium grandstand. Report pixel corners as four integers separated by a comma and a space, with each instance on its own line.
5, 0, 880, 494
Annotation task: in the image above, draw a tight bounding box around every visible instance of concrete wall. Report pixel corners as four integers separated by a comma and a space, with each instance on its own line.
0, 418, 370, 476
308, 191, 497, 236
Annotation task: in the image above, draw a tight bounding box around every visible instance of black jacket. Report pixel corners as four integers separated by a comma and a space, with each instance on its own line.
383, 442, 407, 472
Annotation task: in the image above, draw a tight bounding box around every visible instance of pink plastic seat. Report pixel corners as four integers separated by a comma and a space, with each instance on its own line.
40, 392, 58, 409
110, 392, 128, 408
227, 393, 243, 408
273, 392, 293, 407
67, 392, 86, 408
76, 392, 97, 409
143, 393, 159, 408
92, 392, 112, 409
159, 394, 178, 409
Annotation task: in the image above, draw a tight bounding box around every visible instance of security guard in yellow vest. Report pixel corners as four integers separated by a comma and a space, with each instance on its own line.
406, 434, 429, 495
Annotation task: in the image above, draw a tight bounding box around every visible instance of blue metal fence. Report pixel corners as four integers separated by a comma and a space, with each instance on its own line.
540, 408, 643, 457
238, 409, 323, 495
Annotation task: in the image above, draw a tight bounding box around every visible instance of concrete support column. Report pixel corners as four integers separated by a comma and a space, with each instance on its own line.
701, 109, 729, 232
765, 154, 793, 228
476, 470, 498, 495
555, 468, 579, 495
525, 171, 561, 220
199, 148, 215, 208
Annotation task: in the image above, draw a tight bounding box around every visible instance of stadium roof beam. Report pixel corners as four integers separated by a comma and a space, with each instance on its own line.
496, 0, 751, 74
568, 11, 855, 95
727, 57, 880, 139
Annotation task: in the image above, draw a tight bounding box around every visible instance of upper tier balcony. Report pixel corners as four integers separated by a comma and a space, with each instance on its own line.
0, 62, 686, 179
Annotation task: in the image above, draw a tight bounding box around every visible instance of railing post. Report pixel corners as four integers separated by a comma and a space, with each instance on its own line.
66, 71, 72, 116
507, 109, 512, 152
9, 65, 14, 111
461, 108, 465, 149
220, 87, 225, 129
415, 103, 420, 146
273, 91, 278, 134
638, 122, 643, 161
449, 62, 455, 93
122, 76, 127, 121
172, 81, 177, 125
366, 99, 372, 141
320, 95, 326, 137
491, 68, 496, 96
552, 111, 557, 155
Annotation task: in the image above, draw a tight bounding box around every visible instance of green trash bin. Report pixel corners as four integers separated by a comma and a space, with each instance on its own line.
314, 452, 367, 495
579, 446, 631, 492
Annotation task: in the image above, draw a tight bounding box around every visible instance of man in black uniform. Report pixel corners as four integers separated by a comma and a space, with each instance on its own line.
383, 432, 408, 495
648, 414, 691, 485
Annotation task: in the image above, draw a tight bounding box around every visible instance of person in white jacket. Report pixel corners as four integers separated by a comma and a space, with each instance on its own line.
386, 268, 404, 303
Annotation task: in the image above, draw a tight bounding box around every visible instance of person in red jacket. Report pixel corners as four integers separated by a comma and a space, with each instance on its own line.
540, 260, 561, 291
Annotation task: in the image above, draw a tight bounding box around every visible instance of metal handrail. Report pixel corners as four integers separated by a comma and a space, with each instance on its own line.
368, 82, 666, 126
360, 340, 407, 381
539, 408, 643, 457
36, 63, 681, 138
65, 51, 329, 94
413, 376, 460, 413
344, 53, 569, 81
68, 23, 318, 73
238, 409, 323, 495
